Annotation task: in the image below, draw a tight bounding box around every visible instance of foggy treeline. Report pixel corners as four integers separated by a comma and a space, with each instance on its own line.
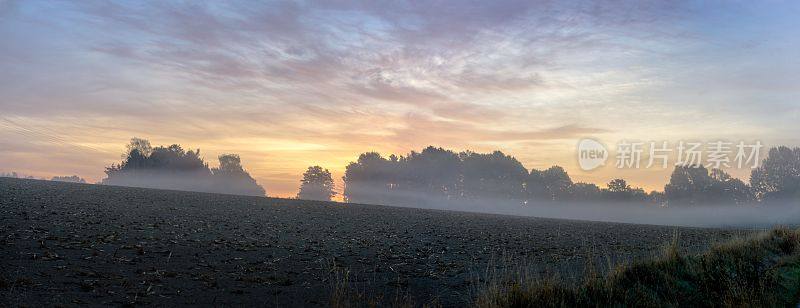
0, 172, 42, 180
102, 138, 265, 196
342, 146, 650, 207
4, 139, 799, 226
0, 172, 78, 182
341, 146, 800, 208
51, 175, 86, 183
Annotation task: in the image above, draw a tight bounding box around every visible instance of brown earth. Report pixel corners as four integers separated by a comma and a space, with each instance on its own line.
0, 178, 748, 306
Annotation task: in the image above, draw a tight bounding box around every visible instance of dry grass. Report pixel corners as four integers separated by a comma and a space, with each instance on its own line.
328, 261, 437, 308
475, 227, 800, 307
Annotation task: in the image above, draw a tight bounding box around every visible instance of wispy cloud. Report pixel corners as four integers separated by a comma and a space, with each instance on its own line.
1, 1, 798, 196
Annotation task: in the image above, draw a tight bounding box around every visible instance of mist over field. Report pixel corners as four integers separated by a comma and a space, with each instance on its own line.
334, 145, 800, 229
4, 139, 799, 228
348, 193, 800, 228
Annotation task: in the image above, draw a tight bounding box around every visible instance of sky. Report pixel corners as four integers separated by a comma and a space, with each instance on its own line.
1, 1, 799, 198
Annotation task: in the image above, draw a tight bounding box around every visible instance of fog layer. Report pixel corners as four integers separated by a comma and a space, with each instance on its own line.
350, 190, 799, 228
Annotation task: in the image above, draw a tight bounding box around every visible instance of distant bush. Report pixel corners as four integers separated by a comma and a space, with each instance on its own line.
475, 228, 800, 307
51, 175, 86, 183
102, 138, 265, 196
0, 172, 38, 180
0, 172, 19, 178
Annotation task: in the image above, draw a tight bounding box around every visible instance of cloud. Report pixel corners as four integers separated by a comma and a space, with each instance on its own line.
380, 113, 608, 149
2, 1, 799, 196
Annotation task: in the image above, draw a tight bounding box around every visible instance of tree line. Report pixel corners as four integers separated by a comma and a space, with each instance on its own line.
10, 138, 798, 206
0, 172, 40, 180
1, 172, 86, 183
294, 145, 800, 206
333, 146, 657, 206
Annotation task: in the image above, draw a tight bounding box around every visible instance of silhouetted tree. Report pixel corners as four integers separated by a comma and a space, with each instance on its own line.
709, 169, 754, 205
125, 137, 153, 158
460, 151, 527, 201
665, 165, 753, 206
607, 178, 629, 192
210, 154, 266, 197
569, 182, 602, 201
750, 146, 800, 201
664, 165, 710, 206
298, 166, 336, 201
103, 138, 265, 196
404, 147, 462, 200
602, 178, 646, 202
528, 166, 573, 202
343, 152, 395, 204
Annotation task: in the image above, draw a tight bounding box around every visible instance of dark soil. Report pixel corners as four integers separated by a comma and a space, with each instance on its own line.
0, 178, 747, 306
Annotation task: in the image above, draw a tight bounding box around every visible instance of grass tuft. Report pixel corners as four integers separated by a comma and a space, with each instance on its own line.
475, 227, 800, 307
328, 261, 434, 308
